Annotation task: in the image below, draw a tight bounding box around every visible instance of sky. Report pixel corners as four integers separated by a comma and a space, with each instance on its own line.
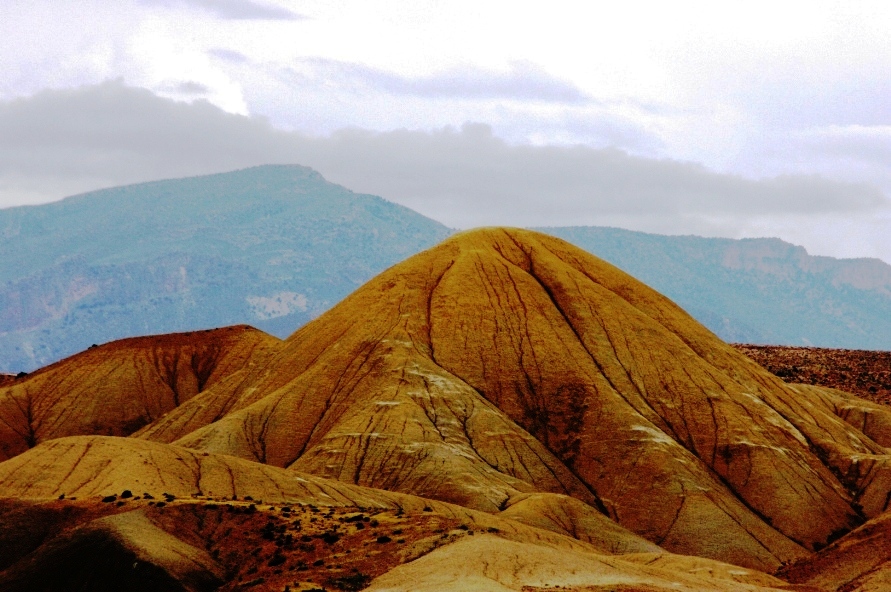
2, 0, 891, 262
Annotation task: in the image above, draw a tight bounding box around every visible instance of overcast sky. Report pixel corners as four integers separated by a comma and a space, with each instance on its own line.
2, 1, 891, 262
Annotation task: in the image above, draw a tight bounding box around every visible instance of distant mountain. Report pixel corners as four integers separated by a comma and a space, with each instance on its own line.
0, 165, 451, 372
539, 226, 891, 349
4, 165, 891, 373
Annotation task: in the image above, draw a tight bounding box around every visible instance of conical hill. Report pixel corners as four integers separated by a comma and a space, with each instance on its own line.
134, 228, 891, 571
0, 325, 281, 461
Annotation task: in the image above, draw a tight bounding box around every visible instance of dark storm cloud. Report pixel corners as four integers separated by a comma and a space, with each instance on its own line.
291, 59, 589, 103
138, 0, 303, 20
0, 82, 884, 231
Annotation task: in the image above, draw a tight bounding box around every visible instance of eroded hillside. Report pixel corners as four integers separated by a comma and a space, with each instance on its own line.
0, 325, 280, 461
3, 228, 891, 591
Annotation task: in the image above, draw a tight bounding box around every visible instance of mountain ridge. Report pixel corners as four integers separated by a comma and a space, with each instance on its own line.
539, 226, 891, 348
4, 166, 891, 373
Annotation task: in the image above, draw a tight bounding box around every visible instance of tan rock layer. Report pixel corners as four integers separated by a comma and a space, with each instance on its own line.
778, 509, 891, 592
0, 325, 281, 461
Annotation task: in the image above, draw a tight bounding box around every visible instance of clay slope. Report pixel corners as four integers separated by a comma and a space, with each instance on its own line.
133, 227, 891, 571
363, 534, 791, 592
0, 510, 225, 592
0, 436, 798, 592
0, 326, 280, 461
779, 508, 891, 592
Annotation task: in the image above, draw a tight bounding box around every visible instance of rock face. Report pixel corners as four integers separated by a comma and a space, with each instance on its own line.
130, 228, 890, 571
0, 326, 281, 461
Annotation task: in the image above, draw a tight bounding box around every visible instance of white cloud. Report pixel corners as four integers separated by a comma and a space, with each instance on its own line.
136, 0, 303, 20
285, 59, 589, 103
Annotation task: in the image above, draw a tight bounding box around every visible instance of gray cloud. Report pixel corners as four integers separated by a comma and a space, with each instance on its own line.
208, 48, 250, 63
162, 80, 211, 95
138, 0, 303, 20
0, 82, 887, 259
288, 59, 589, 103
299, 124, 884, 224
798, 126, 891, 167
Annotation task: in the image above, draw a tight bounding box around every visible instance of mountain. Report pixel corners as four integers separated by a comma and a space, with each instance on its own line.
2, 227, 891, 590
143, 227, 891, 570
539, 226, 891, 348
0, 165, 451, 373
4, 165, 891, 375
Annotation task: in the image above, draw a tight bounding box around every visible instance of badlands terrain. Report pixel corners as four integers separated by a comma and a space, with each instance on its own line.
2, 228, 891, 591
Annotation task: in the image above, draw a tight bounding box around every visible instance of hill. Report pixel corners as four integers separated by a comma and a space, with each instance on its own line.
129, 228, 891, 571
0, 325, 280, 461
0, 165, 451, 372
3, 228, 891, 589
540, 226, 891, 348
0, 437, 787, 592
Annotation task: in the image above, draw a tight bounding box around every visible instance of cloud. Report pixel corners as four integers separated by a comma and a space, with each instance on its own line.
798, 125, 891, 167
288, 59, 589, 103
161, 80, 211, 95
138, 0, 303, 20
208, 48, 250, 63
0, 82, 888, 261
301, 124, 885, 221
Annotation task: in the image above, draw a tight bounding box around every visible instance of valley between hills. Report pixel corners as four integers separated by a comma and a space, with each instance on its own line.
3, 228, 891, 591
